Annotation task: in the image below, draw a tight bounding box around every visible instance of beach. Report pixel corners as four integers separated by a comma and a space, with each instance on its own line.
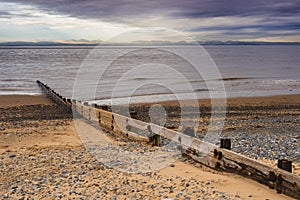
0, 94, 298, 199
1, 0, 300, 198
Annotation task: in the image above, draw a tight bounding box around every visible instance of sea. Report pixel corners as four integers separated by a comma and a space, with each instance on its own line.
0, 45, 299, 104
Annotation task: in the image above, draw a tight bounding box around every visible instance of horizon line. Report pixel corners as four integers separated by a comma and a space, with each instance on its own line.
0, 40, 300, 46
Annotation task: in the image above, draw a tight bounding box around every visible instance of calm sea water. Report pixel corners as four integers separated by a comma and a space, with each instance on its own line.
0, 45, 299, 104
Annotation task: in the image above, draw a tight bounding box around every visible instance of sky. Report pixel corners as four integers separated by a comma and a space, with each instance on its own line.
0, 0, 299, 43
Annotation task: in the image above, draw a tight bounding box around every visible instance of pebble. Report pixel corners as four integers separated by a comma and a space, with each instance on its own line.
9, 154, 16, 158
176, 191, 183, 198
59, 163, 66, 168
54, 194, 62, 198
69, 190, 76, 195
182, 157, 188, 162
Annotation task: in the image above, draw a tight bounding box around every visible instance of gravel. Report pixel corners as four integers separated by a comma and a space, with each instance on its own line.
0, 147, 241, 199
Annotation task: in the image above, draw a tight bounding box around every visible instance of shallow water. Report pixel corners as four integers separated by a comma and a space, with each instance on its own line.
0, 45, 299, 104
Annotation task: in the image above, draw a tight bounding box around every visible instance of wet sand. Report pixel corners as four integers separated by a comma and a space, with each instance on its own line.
130, 94, 300, 107
0, 94, 298, 199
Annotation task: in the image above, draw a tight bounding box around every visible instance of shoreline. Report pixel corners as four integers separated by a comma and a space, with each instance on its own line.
1, 93, 299, 107
129, 93, 300, 107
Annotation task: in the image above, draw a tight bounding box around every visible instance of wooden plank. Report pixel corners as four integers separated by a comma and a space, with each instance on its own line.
99, 109, 113, 118
185, 144, 300, 198
74, 104, 82, 115
95, 110, 150, 141
89, 110, 98, 122
100, 117, 112, 125
125, 131, 150, 142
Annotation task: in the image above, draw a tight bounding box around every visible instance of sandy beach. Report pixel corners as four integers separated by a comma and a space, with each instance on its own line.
0, 94, 298, 199
1, 0, 300, 199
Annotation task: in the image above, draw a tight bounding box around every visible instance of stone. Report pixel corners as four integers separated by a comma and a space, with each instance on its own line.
176, 191, 183, 198
59, 163, 66, 168
69, 190, 76, 195
9, 154, 16, 158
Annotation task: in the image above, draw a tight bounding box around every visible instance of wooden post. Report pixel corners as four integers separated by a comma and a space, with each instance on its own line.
148, 125, 160, 146
278, 159, 292, 173
36, 80, 71, 112
152, 135, 161, 146
111, 115, 114, 130
98, 105, 109, 111
98, 112, 101, 124
125, 118, 131, 131
89, 108, 91, 120
220, 138, 231, 150
130, 111, 138, 119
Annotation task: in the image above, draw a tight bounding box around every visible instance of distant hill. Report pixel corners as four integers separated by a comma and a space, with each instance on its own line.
0, 41, 98, 46
197, 40, 300, 45
0, 40, 299, 46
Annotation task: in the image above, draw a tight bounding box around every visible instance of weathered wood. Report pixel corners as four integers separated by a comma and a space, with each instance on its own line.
220, 138, 231, 150
151, 134, 161, 146
185, 146, 300, 199
100, 111, 113, 118
278, 159, 293, 173
130, 111, 138, 119
89, 110, 98, 122
36, 80, 71, 111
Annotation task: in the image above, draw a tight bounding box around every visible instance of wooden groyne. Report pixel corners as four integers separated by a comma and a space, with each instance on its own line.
36, 80, 72, 111
37, 80, 300, 199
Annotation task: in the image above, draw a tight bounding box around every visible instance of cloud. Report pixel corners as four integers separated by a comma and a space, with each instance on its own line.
189, 22, 300, 32
1, 0, 299, 21
0, 0, 299, 42
173, 0, 300, 18
0, 2, 133, 42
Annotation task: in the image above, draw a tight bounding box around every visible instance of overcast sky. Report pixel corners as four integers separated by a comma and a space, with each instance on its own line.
0, 0, 299, 42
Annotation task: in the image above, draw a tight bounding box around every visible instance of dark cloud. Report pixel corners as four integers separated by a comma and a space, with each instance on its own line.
189, 21, 300, 41
2, 0, 300, 21
189, 22, 300, 32
1, 0, 300, 41
0, 10, 12, 18
222, 30, 299, 37
172, 0, 300, 18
